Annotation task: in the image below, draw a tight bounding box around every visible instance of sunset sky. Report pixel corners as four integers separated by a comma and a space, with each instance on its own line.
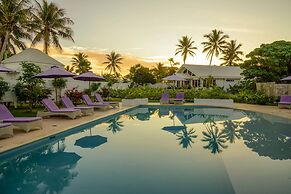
45, 0, 291, 74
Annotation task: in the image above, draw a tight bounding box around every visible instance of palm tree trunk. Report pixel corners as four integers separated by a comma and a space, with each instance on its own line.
44, 41, 48, 54
0, 31, 10, 62
209, 53, 214, 66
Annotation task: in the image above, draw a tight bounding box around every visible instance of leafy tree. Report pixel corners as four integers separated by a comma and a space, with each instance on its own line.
0, 0, 32, 61
202, 29, 229, 65
102, 73, 119, 85
0, 77, 9, 100
71, 52, 92, 74
14, 62, 51, 110
103, 51, 123, 77
128, 64, 156, 85
52, 78, 67, 101
151, 62, 166, 82
175, 35, 197, 64
31, 0, 74, 54
241, 40, 291, 82
220, 40, 243, 66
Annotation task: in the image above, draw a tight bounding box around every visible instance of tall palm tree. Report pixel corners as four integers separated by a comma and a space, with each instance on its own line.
0, 0, 32, 61
31, 0, 74, 54
152, 62, 166, 82
103, 51, 123, 77
71, 52, 92, 74
175, 36, 197, 64
202, 29, 229, 65
220, 40, 243, 66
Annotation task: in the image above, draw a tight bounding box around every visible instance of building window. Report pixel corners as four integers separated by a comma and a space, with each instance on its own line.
226, 79, 234, 82
192, 80, 201, 87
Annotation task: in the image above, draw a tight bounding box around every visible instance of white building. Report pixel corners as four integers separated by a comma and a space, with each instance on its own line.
174, 64, 243, 89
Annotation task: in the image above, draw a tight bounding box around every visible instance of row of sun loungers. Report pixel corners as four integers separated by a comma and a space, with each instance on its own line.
0, 94, 118, 138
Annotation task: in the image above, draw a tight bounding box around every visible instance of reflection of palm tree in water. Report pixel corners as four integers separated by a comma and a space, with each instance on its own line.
107, 116, 124, 134
127, 114, 135, 120
202, 124, 228, 154
176, 128, 197, 149
222, 120, 241, 143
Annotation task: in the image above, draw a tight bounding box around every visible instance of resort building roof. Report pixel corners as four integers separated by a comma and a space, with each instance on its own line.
2, 48, 64, 67
176, 64, 243, 79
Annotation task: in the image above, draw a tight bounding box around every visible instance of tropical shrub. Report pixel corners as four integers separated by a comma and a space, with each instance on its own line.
232, 90, 274, 105
14, 83, 51, 107
0, 77, 9, 100
65, 87, 83, 104
109, 86, 230, 101
109, 86, 274, 105
52, 78, 67, 100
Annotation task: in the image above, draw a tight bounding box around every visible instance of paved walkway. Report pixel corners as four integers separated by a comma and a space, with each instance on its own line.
1, 103, 290, 153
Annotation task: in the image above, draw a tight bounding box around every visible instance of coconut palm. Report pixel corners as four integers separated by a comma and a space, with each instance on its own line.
176, 128, 197, 149
202, 29, 229, 65
71, 52, 92, 74
31, 0, 74, 54
103, 51, 123, 77
220, 40, 243, 66
202, 124, 228, 154
175, 36, 197, 64
0, 0, 32, 61
168, 57, 179, 67
65, 65, 74, 73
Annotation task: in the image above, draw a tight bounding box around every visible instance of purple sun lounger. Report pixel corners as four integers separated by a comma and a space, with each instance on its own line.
0, 104, 42, 132
94, 93, 119, 108
278, 95, 291, 109
61, 96, 94, 116
0, 122, 13, 138
172, 92, 185, 104
82, 95, 110, 110
38, 99, 82, 119
160, 92, 170, 104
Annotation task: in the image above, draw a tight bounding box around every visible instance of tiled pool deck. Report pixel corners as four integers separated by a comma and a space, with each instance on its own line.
1, 103, 291, 153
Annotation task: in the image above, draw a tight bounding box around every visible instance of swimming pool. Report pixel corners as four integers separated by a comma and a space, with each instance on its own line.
0, 106, 291, 194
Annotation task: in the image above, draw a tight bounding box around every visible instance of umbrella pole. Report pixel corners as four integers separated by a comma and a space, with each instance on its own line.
54, 78, 58, 103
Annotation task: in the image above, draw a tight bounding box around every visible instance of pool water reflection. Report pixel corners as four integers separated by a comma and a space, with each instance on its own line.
1, 106, 291, 194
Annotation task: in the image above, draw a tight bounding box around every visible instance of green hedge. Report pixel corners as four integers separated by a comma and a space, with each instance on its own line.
109, 86, 275, 105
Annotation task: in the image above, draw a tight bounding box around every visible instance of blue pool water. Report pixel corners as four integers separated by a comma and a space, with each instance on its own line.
1, 106, 291, 194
